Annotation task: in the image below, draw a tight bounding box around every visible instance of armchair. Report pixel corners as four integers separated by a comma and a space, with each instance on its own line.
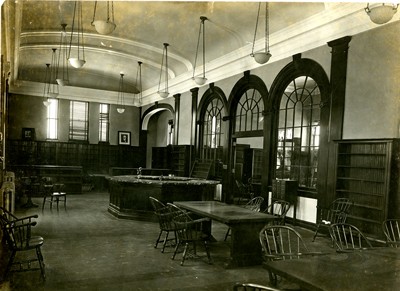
312, 198, 353, 242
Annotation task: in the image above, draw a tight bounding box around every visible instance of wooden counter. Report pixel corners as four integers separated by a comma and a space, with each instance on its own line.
107, 175, 220, 220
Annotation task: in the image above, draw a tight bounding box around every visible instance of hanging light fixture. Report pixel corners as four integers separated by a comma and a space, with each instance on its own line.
193, 16, 208, 86
91, 0, 116, 35
365, 3, 398, 24
42, 63, 51, 107
117, 73, 125, 114
157, 43, 169, 98
68, 1, 86, 68
56, 23, 69, 86
251, 2, 272, 64
136, 61, 143, 104
48, 48, 59, 97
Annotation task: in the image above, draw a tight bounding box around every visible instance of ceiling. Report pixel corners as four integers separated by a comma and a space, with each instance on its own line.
2, 1, 398, 107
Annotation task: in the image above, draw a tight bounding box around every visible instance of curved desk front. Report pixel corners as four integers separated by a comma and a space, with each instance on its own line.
107, 175, 219, 220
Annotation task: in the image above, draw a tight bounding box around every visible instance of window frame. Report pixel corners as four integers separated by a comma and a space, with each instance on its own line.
69, 100, 89, 142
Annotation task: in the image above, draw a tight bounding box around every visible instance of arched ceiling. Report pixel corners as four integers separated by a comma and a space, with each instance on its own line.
3, 1, 398, 107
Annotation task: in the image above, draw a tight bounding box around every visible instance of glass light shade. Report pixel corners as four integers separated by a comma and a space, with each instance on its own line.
253, 52, 272, 64
43, 100, 51, 107
158, 91, 169, 98
68, 58, 86, 69
117, 107, 125, 114
48, 92, 59, 98
56, 78, 68, 86
92, 20, 116, 35
367, 5, 397, 24
194, 76, 207, 86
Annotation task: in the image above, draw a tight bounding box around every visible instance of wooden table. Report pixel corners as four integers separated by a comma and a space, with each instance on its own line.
174, 201, 277, 267
263, 247, 400, 291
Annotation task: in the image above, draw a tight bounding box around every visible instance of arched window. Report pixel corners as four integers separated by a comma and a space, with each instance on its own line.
235, 88, 264, 133
202, 96, 224, 160
275, 76, 321, 189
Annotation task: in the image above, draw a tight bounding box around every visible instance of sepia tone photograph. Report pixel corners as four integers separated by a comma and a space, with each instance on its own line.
0, 0, 399, 290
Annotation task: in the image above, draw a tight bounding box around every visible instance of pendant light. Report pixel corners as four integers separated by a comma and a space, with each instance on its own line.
56, 23, 69, 86
136, 61, 143, 104
68, 1, 86, 68
157, 43, 169, 98
365, 3, 398, 24
42, 63, 51, 107
48, 48, 59, 97
91, 0, 116, 35
193, 16, 208, 86
250, 2, 272, 64
117, 73, 125, 114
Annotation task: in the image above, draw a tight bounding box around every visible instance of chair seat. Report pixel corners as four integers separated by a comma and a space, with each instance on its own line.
15, 236, 44, 251
52, 192, 67, 197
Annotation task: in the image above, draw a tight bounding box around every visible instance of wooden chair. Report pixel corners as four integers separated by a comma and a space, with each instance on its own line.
150, 198, 181, 253
235, 180, 253, 204
149, 196, 166, 212
312, 198, 353, 242
329, 223, 372, 251
382, 219, 400, 247
42, 181, 67, 211
224, 196, 264, 241
263, 199, 291, 225
259, 225, 309, 286
0, 207, 45, 280
171, 211, 212, 266
233, 282, 283, 291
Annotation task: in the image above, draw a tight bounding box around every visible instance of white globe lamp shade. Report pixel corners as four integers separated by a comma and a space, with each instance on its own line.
193, 76, 207, 86
92, 20, 116, 35
253, 52, 272, 64
158, 91, 169, 98
117, 108, 125, 114
367, 5, 397, 24
56, 79, 68, 86
68, 58, 86, 69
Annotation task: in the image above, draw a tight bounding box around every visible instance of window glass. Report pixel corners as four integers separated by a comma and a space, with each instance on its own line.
275, 76, 321, 189
202, 97, 224, 160
99, 104, 109, 142
47, 98, 58, 140
69, 101, 89, 141
235, 88, 263, 133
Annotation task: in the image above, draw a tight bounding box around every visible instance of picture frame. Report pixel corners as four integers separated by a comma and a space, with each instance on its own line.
118, 131, 131, 145
22, 128, 35, 141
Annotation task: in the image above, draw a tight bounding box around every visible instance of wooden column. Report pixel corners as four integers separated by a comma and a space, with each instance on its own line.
325, 36, 352, 203
173, 93, 180, 145
190, 88, 199, 171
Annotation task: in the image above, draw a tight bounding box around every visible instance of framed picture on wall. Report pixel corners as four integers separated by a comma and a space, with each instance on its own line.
118, 131, 131, 145
22, 128, 35, 141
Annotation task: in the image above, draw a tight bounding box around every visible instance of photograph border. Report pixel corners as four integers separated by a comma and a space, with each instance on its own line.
118, 131, 131, 145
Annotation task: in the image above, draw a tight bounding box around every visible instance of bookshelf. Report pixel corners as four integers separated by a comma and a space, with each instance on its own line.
334, 139, 400, 238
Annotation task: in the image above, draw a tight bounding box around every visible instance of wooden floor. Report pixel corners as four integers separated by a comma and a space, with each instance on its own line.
0, 191, 333, 291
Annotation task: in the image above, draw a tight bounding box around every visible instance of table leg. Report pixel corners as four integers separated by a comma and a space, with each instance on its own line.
225, 222, 264, 268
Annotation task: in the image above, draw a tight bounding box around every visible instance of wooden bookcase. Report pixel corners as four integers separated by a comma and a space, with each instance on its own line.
334, 139, 400, 239
170, 145, 191, 177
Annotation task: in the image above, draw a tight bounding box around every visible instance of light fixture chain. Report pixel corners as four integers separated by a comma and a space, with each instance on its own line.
251, 2, 261, 56
193, 20, 202, 78
68, 1, 77, 60
92, 0, 98, 24
265, 2, 269, 53
202, 18, 206, 78
158, 46, 165, 92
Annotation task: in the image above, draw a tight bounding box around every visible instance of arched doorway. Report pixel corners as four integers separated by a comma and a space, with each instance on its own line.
141, 104, 175, 168
226, 71, 269, 202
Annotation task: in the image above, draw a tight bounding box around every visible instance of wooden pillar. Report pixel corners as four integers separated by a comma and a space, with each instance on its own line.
190, 88, 199, 171
173, 93, 180, 145
325, 36, 352, 203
